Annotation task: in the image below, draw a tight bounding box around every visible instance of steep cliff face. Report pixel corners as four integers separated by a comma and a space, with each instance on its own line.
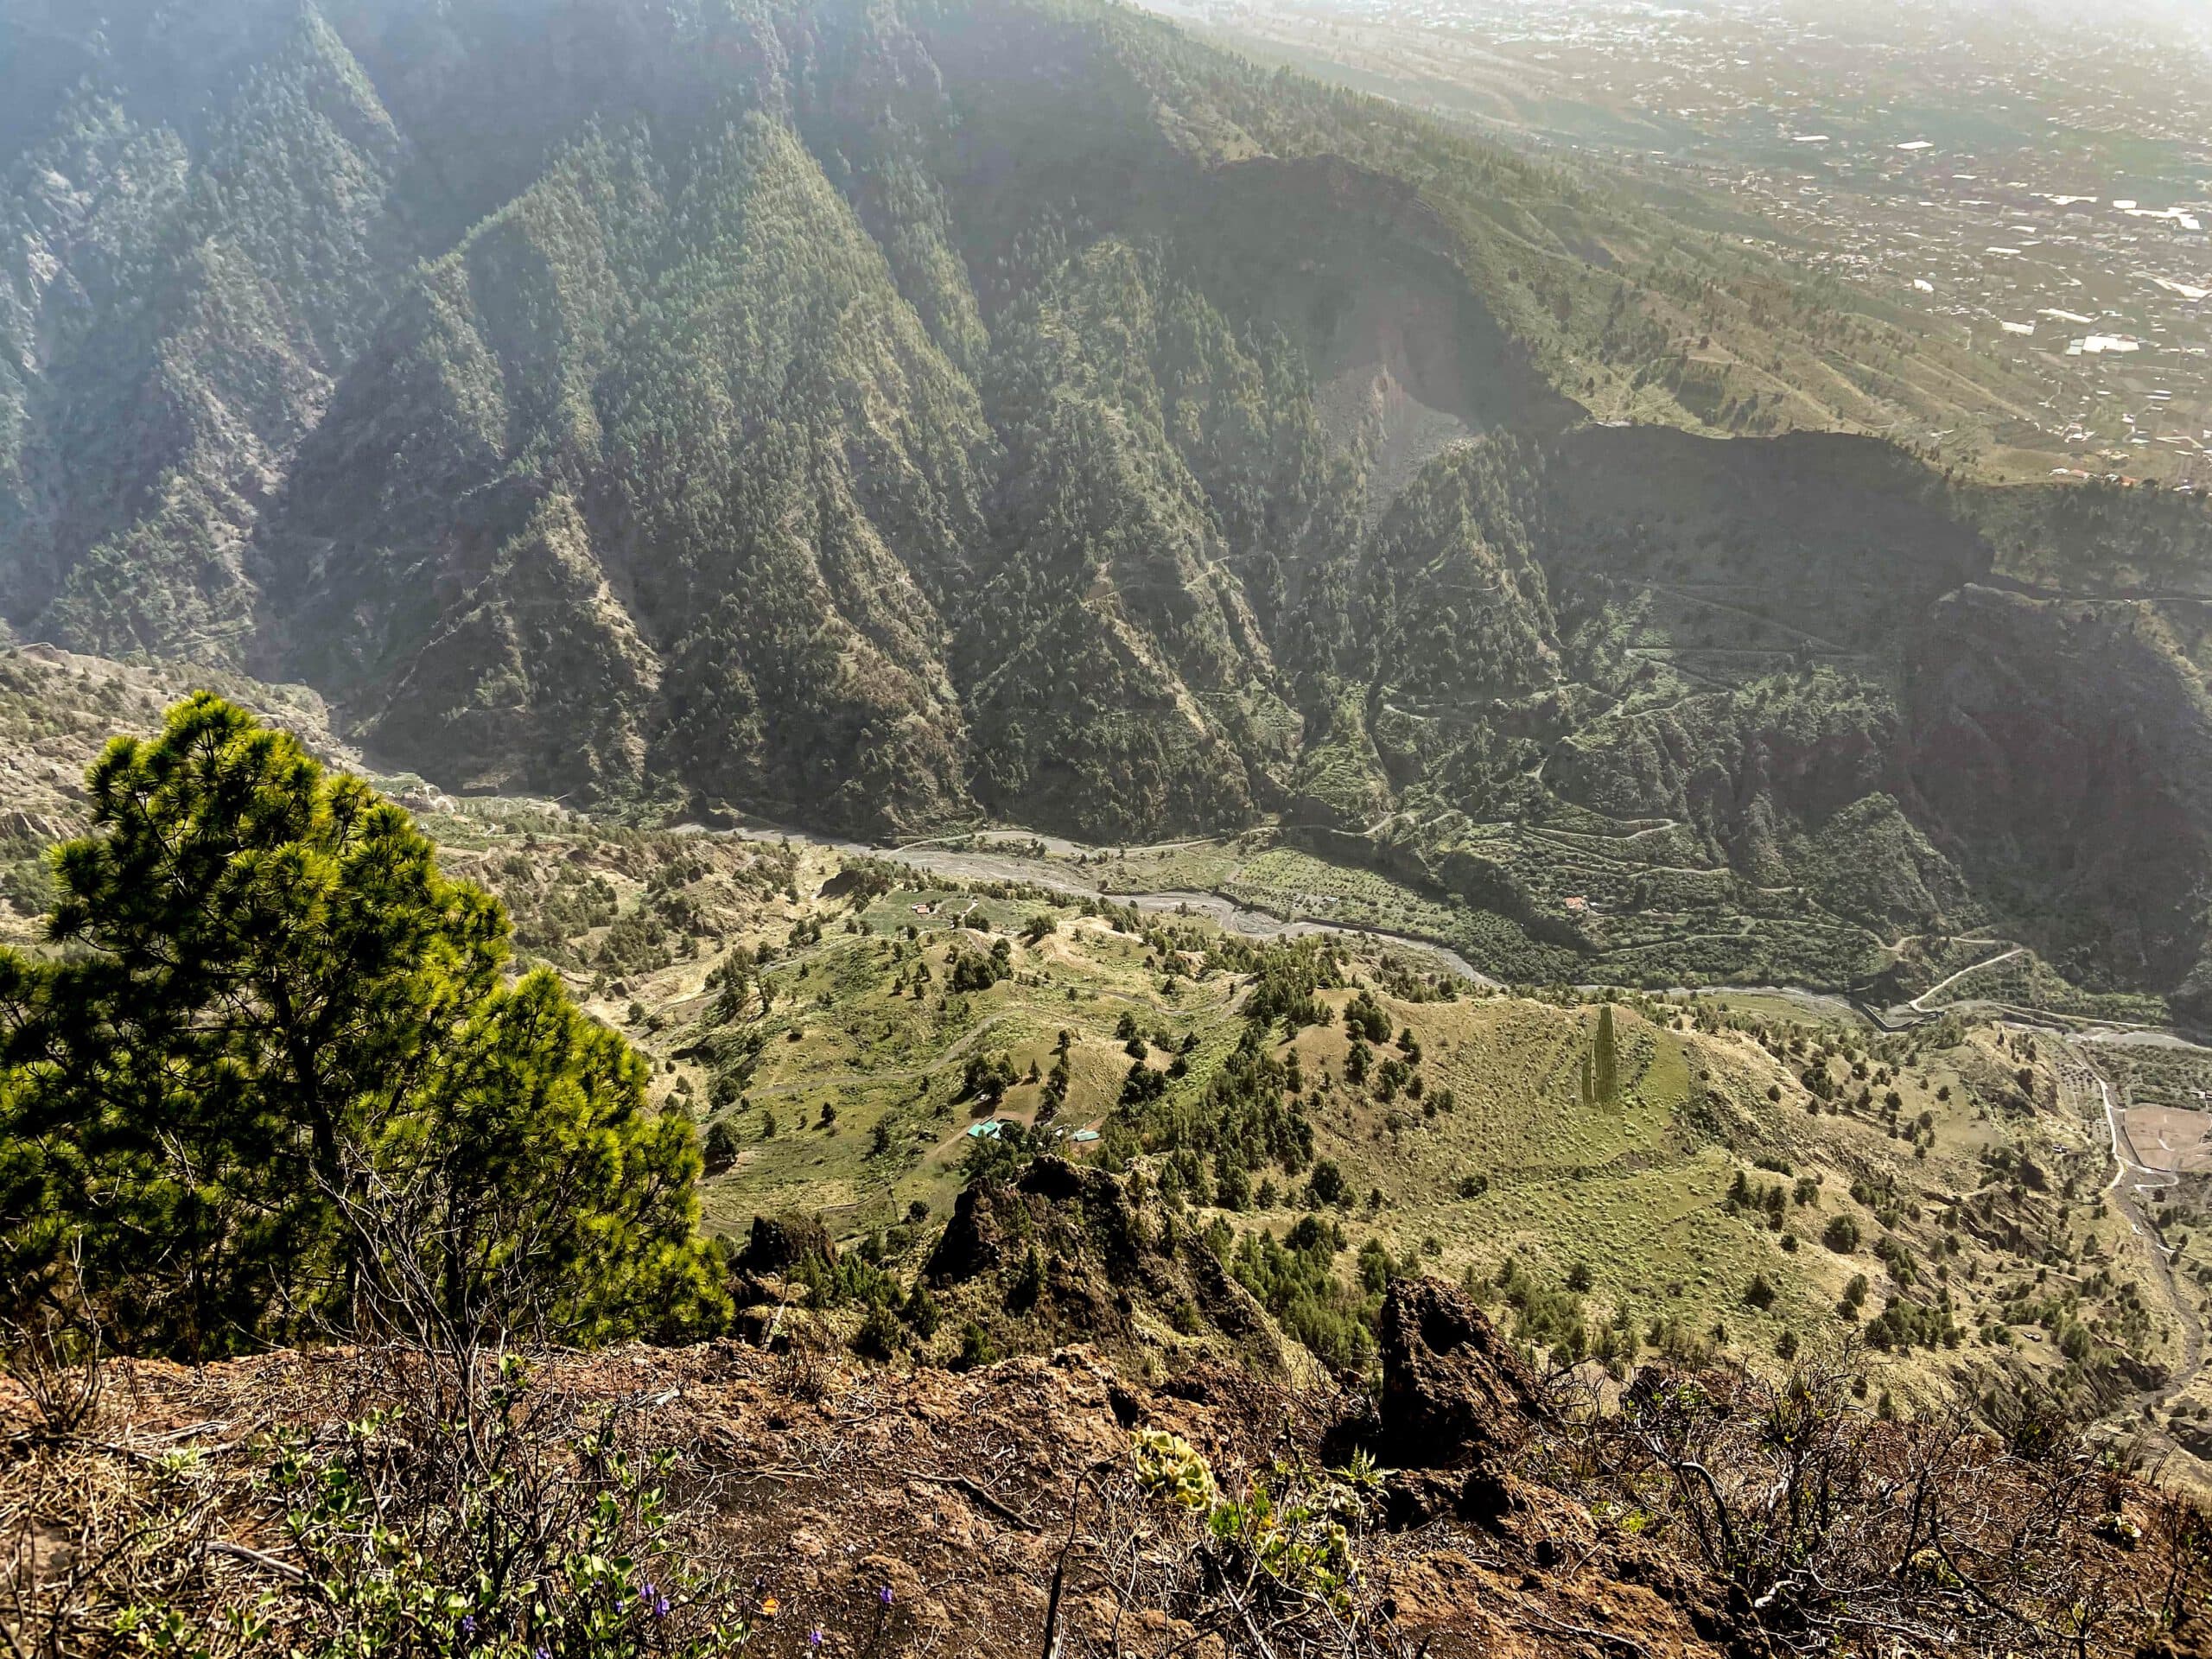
1907, 585, 2212, 1004
1344, 429, 2212, 1003
1, 8, 413, 657
364, 491, 662, 798
0, 0, 1592, 836
10, 0, 2212, 1002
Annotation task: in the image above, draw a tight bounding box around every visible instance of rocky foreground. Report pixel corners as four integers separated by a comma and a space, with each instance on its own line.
4, 1281, 2209, 1657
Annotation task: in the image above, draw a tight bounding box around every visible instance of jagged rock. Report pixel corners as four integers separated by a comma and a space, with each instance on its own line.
924, 1178, 1009, 1285
925, 1158, 1278, 1368
740, 1213, 836, 1274
1375, 1277, 1544, 1469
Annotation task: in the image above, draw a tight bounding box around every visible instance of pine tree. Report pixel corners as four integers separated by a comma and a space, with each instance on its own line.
1593, 1005, 1619, 1107
0, 695, 724, 1357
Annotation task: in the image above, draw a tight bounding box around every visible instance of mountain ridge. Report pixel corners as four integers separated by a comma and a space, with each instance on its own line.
8, 0, 2212, 1014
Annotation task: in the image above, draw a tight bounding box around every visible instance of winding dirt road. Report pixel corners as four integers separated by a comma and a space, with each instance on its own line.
1908, 945, 2026, 1012
2056, 1042, 2204, 1424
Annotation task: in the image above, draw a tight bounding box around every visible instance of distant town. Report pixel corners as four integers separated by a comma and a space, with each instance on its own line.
1162, 0, 2212, 484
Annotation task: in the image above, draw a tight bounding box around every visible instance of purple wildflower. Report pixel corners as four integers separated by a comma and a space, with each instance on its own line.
809, 1631, 824, 1650
460, 1615, 477, 1639
878, 1584, 894, 1608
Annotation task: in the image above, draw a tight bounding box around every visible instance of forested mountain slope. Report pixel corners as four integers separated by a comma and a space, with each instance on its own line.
6, 0, 2212, 1013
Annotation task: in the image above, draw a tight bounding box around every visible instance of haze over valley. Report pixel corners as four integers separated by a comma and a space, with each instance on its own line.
8, 3, 2212, 1654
